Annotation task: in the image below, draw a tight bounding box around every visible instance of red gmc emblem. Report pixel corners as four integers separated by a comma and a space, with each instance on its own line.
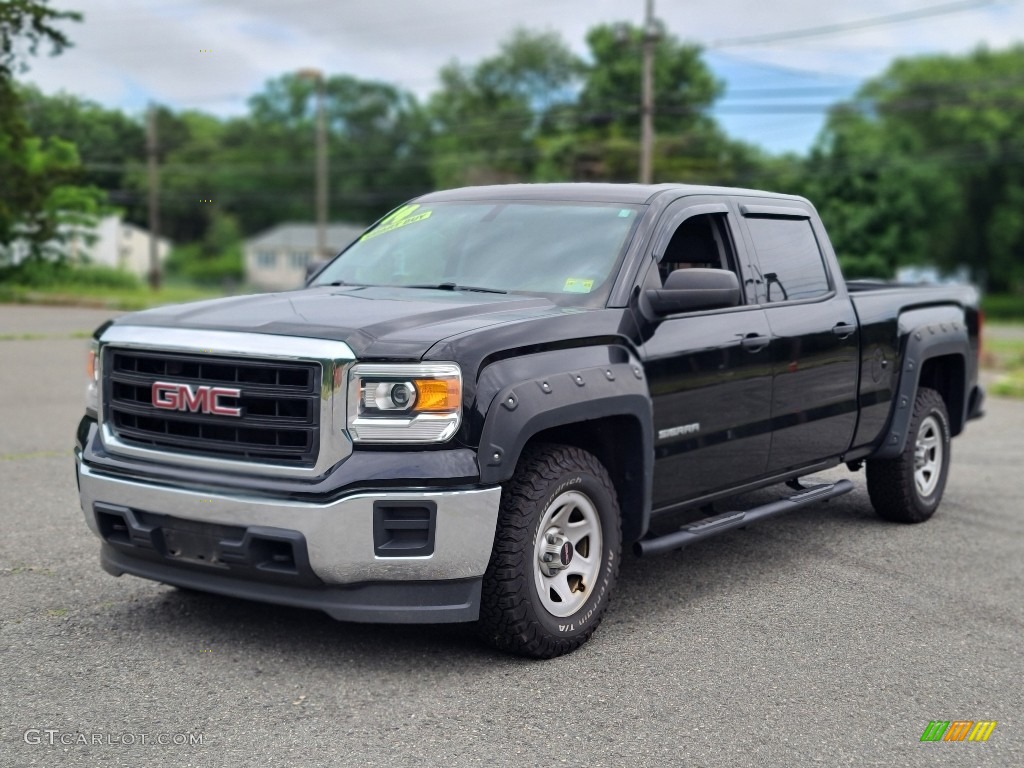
151, 381, 242, 417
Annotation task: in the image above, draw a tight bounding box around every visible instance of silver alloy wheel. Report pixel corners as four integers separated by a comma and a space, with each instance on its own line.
533, 490, 603, 618
914, 414, 943, 497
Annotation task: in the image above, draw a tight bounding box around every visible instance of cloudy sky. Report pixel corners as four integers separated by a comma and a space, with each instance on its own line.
19, 0, 1024, 154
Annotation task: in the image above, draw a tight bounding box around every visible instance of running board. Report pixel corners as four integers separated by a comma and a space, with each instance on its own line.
634, 479, 854, 557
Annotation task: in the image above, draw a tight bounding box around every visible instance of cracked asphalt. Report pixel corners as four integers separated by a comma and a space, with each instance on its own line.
0, 304, 1021, 767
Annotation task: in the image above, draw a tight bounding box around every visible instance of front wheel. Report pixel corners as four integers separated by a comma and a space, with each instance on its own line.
866, 387, 951, 523
477, 444, 621, 658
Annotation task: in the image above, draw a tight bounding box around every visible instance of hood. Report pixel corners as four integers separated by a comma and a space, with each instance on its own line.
111, 285, 570, 359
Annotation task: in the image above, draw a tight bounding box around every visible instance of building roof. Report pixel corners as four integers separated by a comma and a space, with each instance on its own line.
246, 222, 366, 250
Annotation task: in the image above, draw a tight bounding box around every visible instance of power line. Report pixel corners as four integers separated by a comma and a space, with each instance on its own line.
710, 0, 1003, 48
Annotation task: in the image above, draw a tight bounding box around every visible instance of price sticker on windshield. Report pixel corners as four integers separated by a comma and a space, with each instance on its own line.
563, 278, 594, 293
361, 204, 433, 240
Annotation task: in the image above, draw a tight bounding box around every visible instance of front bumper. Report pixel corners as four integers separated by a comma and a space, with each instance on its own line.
77, 458, 501, 623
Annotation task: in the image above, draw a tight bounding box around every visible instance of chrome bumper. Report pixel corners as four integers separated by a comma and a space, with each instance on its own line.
77, 460, 501, 585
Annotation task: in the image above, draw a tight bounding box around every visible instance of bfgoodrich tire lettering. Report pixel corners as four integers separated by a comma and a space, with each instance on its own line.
866, 387, 951, 523
477, 443, 621, 658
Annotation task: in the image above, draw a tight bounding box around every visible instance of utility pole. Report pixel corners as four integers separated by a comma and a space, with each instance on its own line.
299, 68, 329, 261
315, 76, 328, 261
639, 0, 655, 184
146, 104, 161, 290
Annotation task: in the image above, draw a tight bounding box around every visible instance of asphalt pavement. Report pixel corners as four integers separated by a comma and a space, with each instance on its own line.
0, 303, 1021, 767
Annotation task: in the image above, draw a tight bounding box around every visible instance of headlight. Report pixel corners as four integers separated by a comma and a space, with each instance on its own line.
347, 363, 462, 443
85, 339, 99, 415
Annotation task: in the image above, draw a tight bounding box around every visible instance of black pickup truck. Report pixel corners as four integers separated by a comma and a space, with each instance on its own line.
75, 183, 984, 658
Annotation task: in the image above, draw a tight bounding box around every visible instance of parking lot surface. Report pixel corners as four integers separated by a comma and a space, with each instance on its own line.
1, 304, 1020, 767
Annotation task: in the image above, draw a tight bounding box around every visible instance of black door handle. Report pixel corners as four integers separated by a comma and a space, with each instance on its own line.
832, 322, 856, 339
741, 333, 770, 352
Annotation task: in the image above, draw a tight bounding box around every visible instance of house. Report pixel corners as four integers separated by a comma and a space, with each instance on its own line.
73, 216, 172, 277
2, 215, 171, 277
245, 223, 365, 290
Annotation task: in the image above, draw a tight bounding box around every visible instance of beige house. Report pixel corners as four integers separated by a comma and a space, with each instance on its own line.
245, 223, 365, 290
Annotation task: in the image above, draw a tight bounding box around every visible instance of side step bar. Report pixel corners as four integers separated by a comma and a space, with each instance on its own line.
634, 479, 854, 557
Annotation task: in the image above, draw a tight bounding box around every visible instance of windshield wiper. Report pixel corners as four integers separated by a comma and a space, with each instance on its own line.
404, 282, 507, 294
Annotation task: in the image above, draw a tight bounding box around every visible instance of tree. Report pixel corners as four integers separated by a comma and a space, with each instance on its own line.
544, 21, 726, 183
18, 83, 146, 215
805, 46, 1024, 289
0, 1, 105, 268
427, 29, 584, 187
210, 72, 432, 233
0, 0, 80, 77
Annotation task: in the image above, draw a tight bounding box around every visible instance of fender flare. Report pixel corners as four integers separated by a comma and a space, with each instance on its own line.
873, 318, 969, 459
477, 360, 654, 541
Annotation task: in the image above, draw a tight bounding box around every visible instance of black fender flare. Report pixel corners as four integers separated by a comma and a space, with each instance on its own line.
874, 315, 969, 459
476, 359, 653, 542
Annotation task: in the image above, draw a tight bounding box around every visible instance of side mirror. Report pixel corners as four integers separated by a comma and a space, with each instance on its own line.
305, 259, 329, 285
644, 268, 740, 316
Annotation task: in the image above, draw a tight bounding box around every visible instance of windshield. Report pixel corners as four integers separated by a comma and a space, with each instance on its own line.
313, 200, 643, 304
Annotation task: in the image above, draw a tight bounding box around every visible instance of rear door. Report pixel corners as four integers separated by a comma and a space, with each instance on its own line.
736, 200, 860, 473
639, 197, 774, 510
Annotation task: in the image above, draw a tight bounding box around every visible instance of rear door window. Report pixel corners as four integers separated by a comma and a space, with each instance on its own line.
745, 217, 830, 303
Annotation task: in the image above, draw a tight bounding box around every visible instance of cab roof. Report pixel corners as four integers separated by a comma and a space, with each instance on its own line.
416, 182, 805, 206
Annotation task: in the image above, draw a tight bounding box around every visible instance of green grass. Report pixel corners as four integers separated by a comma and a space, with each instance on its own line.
984, 337, 1024, 367
0, 331, 91, 341
983, 328, 1024, 399
0, 281, 223, 310
992, 372, 1024, 398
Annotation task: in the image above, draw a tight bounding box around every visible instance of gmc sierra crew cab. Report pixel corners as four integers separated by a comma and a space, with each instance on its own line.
75, 183, 985, 658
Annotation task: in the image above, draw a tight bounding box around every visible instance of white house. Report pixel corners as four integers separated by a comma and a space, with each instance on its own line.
245, 222, 365, 290
72, 215, 171, 276
3, 215, 171, 277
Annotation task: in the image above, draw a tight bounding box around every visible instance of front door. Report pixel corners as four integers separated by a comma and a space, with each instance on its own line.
640, 200, 774, 510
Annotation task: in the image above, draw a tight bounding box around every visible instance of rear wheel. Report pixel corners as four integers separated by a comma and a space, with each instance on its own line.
866, 387, 951, 523
477, 444, 621, 658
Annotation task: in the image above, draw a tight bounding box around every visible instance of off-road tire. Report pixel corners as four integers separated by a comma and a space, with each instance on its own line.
477, 444, 621, 658
866, 387, 951, 523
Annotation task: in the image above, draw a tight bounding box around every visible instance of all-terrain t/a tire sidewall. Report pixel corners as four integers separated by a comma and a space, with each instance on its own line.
478, 444, 622, 658
867, 387, 952, 523
526, 469, 619, 642
907, 391, 951, 517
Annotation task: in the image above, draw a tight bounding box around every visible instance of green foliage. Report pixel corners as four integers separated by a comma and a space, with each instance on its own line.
544, 22, 727, 183
805, 46, 1024, 291
428, 29, 584, 188
0, 1, 106, 267
0, 0, 80, 76
982, 294, 1024, 322
165, 211, 243, 285
18, 83, 145, 211
579, 21, 722, 135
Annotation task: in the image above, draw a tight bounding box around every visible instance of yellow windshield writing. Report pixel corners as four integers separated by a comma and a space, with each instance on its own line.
361, 204, 432, 240
563, 278, 594, 293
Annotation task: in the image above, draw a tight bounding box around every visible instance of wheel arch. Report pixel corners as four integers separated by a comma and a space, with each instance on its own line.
874, 312, 970, 459
919, 354, 966, 436
523, 416, 649, 543
476, 362, 653, 544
